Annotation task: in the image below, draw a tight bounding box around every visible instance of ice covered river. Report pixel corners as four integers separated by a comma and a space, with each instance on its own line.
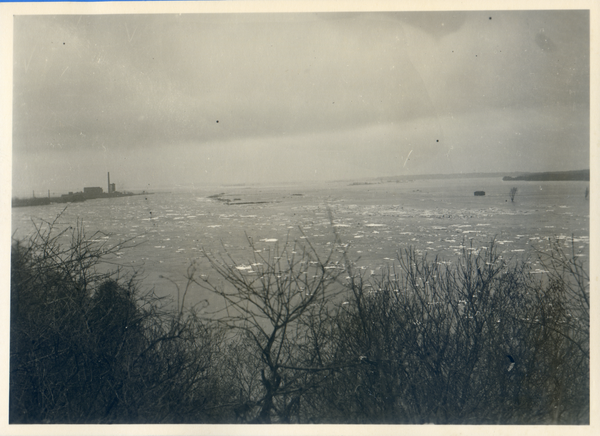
12, 176, 589, 309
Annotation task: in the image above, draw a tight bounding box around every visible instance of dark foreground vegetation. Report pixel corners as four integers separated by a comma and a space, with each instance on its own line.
10, 216, 589, 424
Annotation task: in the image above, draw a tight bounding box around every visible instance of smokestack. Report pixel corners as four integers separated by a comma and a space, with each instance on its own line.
108, 172, 110, 193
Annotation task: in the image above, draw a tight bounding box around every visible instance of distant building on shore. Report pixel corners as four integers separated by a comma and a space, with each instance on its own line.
83, 187, 103, 196
107, 172, 117, 194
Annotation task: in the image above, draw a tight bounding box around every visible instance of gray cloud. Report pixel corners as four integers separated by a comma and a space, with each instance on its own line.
12, 11, 590, 195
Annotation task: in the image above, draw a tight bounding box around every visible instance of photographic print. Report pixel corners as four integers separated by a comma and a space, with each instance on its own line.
4, 1, 595, 433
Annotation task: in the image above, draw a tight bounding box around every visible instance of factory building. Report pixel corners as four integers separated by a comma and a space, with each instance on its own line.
83, 187, 103, 196
108, 172, 116, 194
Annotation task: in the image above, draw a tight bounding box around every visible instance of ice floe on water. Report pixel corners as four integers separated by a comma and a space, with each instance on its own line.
572, 236, 588, 242
11, 180, 588, 308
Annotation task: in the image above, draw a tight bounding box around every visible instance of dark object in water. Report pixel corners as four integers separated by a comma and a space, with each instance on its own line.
474, 191, 486, 196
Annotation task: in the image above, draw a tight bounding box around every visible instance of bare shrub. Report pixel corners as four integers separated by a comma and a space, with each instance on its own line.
310, 240, 588, 424
10, 215, 228, 423
194, 234, 351, 423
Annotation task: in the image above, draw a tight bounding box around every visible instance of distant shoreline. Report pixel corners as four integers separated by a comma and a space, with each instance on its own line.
11, 192, 152, 208
502, 169, 589, 182
12, 169, 590, 206
341, 169, 591, 185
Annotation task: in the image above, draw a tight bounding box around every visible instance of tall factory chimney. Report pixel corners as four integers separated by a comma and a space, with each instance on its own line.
107, 172, 110, 193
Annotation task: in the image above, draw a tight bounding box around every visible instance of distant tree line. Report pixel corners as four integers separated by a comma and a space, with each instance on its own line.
10, 215, 589, 424
502, 169, 589, 182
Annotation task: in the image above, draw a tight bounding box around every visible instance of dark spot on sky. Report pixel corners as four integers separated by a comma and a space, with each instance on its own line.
489, 17, 492, 20
436, 140, 439, 142
216, 120, 219, 123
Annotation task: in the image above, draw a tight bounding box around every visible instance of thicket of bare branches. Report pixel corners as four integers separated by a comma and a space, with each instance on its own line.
10, 215, 232, 423
192, 235, 351, 423
308, 240, 588, 424
10, 214, 589, 424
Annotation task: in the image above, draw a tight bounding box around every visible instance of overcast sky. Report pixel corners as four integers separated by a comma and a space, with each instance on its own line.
12, 10, 589, 196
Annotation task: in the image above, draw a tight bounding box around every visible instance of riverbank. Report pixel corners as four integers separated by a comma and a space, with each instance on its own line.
12, 191, 152, 208
502, 169, 589, 181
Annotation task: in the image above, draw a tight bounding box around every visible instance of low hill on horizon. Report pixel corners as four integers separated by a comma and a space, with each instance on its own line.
502, 169, 589, 182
